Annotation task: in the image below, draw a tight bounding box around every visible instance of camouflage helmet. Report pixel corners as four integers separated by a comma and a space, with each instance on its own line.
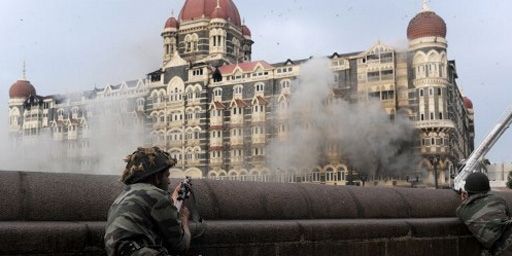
464, 172, 490, 194
121, 147, 177, 185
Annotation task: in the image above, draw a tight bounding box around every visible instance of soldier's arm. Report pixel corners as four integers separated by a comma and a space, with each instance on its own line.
150, 192, 191, 252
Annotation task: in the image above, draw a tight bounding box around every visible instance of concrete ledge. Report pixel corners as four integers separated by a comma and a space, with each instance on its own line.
0, 171, 502, 255
0, 219, 482, 256
193, 219, 481, 256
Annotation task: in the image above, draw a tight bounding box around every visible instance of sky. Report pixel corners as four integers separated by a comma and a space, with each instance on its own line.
0, 0, 510, 163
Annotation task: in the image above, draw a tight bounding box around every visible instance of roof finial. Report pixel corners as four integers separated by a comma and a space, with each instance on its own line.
22, 60, 27, 80
171, 9, 174, 17
242, 17, 245, 25
216, 0, 220, 8
422, 0, 431, 12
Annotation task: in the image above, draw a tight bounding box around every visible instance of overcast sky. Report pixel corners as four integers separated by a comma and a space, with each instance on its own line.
0, 0, 510, 163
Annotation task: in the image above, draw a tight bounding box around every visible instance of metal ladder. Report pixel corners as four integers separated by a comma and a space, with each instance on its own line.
453, 105, 512, 191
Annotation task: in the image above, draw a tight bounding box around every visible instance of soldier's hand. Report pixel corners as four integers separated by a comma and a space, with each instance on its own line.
180, 206, 190, 225
460, 191, 469, 201
171, 184, 181, 202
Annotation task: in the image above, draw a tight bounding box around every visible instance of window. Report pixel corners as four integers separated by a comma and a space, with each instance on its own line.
281, 80, 291, 90
232, 107, 242, 115
430, 113, 434, 120
255, 83, 264, 93
192, 69, 204, 76
369, 92, 380, 99
233, 85, 243, 96
419, 89, 424, 97
437, 88, 442, 96
381, 70, 394, 80
420, 114, 425, 121
213, 88, 222, 97
381, 53, 393, 63
367, 71, 380, 82
439, 112, 443, 119
382, 91, 394, 100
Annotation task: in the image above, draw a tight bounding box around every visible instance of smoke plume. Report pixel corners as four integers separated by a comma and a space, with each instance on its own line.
1, 95, 146, 175
267, 57, 420, 178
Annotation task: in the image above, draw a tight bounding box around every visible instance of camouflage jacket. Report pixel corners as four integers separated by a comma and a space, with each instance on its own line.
104, 183, 190, 256
456, 192, 512, 250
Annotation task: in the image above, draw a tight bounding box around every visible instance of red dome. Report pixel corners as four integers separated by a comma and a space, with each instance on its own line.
179, 0, 241, 26
165, 17, 179, 29
407, 11, 446, 40
9, 80, 36, 98
210, 6, 227, 19
463, 97, 473, 109
241, 25, 251, 37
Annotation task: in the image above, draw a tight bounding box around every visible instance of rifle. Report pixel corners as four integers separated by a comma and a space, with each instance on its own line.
453, 105, 512, 191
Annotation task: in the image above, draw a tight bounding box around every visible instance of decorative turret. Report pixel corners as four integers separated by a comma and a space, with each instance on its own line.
162, 12, 179, 64
240, 19, 253, 62
209, 1, 228, 56
160, 0, 252, 65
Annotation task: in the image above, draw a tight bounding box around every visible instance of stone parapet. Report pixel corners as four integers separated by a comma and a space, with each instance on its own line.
0, 170, 508, 255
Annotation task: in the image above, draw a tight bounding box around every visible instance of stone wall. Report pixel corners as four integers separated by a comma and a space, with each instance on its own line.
1, 170, 510, 255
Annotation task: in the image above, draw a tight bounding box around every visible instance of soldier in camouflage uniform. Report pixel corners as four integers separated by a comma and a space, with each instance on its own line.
456, 172, 512, 256
105, 147, 191, 256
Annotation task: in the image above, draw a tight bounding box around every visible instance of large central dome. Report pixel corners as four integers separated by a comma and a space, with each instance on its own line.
179, 0, 242, 26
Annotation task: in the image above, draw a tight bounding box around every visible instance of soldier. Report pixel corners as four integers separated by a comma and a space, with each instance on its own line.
456, 172, 512, 256
105, 147, 191, 256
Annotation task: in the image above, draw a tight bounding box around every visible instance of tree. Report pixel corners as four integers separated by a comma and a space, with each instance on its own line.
506, 171, 512, 190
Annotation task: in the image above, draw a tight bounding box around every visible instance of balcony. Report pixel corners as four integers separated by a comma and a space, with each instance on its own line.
230, 137, 244, 146
187, 159, 200, 166
169, 121, 183, 128
252, 113, 266, 123
68, 132, 78, 140
153, 123, 166, 130
187, 119, 200, 126
231, 156, 243, 165
209, 158, 223, 166
187, 139, 200, 147
210, 138, 223, 147
211, 117, 223, 126
414, 120, 454, 129
168, 140, 183, 147
252, 135, 266, 145
231, 115, 244, 125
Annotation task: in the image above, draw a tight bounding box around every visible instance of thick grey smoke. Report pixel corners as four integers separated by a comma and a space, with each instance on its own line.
267, 57, 420, 178
1, 95, 146, 175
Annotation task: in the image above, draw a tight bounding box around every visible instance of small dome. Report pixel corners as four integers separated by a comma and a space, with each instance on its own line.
407, 11, 447, 40
165, 17, 179, 29
463, 97, 473, 109
241, 25, 251, 37
9, 80, 36, 99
